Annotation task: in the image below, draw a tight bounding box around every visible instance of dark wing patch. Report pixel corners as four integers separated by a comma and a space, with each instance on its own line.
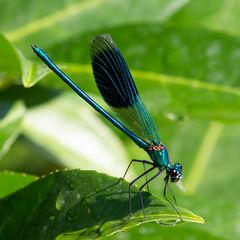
90, 34, 161, 144
90, 34, 138, 108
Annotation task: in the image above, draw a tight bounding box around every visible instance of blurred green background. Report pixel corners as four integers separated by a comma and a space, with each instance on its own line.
0, 0, 239, 239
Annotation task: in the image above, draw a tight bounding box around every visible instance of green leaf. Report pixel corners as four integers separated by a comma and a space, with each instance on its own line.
170, 0, 240, 39
0, 1, 239, 239
0, 171, 37, 198
22, 92, 130, 178
0, 170, 204, 240
0, 33, 21, 88
0, 0, 189, 88
17, 47, 54, 88
107, 223, 226, 240
42, 25, 240, 123
1, 0, 188, 52
0, 101, 25, 161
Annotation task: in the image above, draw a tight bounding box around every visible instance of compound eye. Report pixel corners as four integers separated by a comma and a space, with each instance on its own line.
176, 163, 182, 169
175, 163, 182, 171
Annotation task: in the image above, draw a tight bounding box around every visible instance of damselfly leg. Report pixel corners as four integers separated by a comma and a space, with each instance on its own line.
163, 175, 183, 222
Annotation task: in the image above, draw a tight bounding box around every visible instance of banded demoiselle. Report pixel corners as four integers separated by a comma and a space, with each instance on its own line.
32, 34, 184, 220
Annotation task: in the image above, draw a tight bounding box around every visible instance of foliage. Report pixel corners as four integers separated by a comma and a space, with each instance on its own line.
0, 0, 239, 239
0, 170, 203, 239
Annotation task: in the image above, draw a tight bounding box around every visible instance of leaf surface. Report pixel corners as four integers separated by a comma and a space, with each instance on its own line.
0, 169, 204, 240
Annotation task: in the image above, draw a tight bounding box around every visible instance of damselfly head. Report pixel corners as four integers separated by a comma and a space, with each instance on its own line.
167, 163, 183, 183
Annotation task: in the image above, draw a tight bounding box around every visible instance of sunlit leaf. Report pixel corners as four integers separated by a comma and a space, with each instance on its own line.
0, 33, 21, 88
42, 25, 240, 123
0, 0, 239, 239
170, 0, 240, 39
1, 0, 188, 52
0, 101, 25, 160
22, 92, 130, 178
0, 171, 37, 198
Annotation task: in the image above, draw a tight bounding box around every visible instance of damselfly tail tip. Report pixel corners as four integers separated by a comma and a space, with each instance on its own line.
31, 44, 39, 52
175, 180, 185, 192
31, 45, 43, 57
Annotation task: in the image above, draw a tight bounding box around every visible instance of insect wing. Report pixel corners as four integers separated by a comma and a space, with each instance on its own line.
90, 34, 161, 144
